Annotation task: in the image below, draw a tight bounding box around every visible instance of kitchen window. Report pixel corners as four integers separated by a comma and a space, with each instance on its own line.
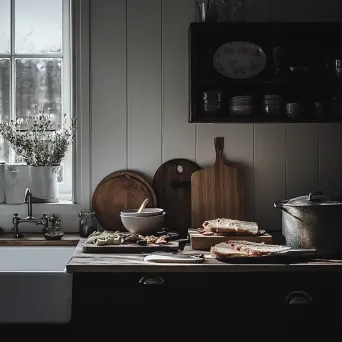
0, 0, 90, 231
0, 0, 72, 200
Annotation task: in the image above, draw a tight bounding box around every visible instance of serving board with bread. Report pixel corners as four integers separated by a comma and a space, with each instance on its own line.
190, 218, 273, 251
210, 241, 321, 264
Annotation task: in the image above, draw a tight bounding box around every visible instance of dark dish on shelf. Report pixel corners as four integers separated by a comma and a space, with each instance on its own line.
229, 95, 253, 116
263, 94, 282, 116
285, 102, 301, 119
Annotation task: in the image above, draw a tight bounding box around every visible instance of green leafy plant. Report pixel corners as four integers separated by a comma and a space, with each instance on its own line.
0, 105, 76, 166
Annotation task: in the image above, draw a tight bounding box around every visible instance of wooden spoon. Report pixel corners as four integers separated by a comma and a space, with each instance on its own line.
137, 198, 149, 213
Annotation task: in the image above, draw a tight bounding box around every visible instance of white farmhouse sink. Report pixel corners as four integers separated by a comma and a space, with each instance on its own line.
0, 246, 74, 323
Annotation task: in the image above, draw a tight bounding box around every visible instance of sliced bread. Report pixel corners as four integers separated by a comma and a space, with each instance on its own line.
210, 242, 247, 258
199, 218, 259, 236
211, 240, 291, 258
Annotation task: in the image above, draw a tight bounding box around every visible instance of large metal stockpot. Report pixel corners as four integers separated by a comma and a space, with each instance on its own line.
274, 191, 342, 254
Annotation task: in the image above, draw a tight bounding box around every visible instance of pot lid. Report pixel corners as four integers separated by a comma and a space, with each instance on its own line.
284, 191, 342, 207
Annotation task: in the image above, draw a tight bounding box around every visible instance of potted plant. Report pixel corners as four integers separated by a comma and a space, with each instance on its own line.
43, 214, 64, 240
0, 106, 76, 203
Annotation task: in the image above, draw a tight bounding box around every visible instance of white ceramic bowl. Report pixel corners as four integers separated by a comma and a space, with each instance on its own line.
120, 208, 164, 218
120, 212, 165, 235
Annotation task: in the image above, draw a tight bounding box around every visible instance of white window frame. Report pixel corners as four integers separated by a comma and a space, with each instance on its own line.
0, 0, 90, 232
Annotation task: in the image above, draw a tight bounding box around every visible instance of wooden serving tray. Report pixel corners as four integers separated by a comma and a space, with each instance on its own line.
189, 229, 273, 251
213, 249, 323, 264
82, 241, 179, 254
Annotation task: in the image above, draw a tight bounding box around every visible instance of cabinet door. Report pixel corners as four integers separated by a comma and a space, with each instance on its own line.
71, 272, 342, 342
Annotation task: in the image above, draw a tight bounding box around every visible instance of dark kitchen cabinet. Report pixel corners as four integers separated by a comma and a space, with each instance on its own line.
72, 272, 342, 342
189, 22, 342, 123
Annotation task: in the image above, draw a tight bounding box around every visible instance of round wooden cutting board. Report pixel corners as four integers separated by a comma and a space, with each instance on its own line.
92, 171, 157, 231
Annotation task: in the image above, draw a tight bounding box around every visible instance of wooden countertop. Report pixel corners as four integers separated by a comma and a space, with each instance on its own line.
0, 233, 80, 246
66, 239, 342, 273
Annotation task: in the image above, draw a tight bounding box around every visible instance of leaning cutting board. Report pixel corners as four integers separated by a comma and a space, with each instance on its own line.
153, 159, 200, 238
92, 171, 157, 231
191, 137, 245, 229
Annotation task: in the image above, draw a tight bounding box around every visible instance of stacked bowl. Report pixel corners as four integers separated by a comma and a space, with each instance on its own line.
120, 208, 165, 235
229, 95, 253, 116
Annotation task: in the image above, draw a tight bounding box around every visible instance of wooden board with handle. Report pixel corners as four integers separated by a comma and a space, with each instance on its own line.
191, 137, 245, 229
189, 229, 273, 251
153, 159, 200, 238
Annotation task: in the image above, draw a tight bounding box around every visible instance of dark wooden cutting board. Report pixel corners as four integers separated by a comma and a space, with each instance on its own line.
82, 241, 179, 254
153, 159, 200, 238
191, 137, 245, 229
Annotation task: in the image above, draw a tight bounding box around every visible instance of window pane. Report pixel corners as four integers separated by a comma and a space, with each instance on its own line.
15, 0, 62, 53
0, 58, 10, 162
0, 0, 10, 53
0, 59, 10, 118
16, 58, 62, 128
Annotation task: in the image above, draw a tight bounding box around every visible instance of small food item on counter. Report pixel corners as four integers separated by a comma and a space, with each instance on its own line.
124, 233, 141, 243
84, 230, 170, 246
198, 218, 260, 236
85, 231, 122, 246
155, 236, 168, 245
146, 235, 158, 244
96, 238, 107, 246
211, 240, 291, 258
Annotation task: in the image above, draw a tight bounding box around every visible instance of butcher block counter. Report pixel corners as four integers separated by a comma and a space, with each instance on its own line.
66, 238, 342, 273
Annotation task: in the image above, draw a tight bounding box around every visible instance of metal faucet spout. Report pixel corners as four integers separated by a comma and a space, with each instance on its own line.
24, 188, 33, 218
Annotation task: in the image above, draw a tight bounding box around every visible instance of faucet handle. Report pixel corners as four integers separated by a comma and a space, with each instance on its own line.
41, 213, 49, 233
12, 213, 19, 231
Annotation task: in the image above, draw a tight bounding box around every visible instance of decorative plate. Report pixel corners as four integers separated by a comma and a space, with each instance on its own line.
213, 41, 267, 79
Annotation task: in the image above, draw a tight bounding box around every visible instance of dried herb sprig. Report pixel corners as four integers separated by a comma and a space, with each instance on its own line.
0, 105, 77, 166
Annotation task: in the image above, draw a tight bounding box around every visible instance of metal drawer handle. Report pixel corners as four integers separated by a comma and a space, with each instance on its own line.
139, 276, 164, 285
285, 291, 313, 305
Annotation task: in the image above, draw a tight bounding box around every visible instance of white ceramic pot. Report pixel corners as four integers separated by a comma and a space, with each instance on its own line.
28, 166, 60, 203
5, 164, 29, 204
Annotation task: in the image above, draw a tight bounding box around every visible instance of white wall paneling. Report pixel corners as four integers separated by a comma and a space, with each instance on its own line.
90, 0, 127, 193
254, 125, 286, 231
161, 0, 196, 162
196, 124, 254, 221
319, 123, 342, 196
127, 0, 162, 180
285, 124, 319, 199
89, 0, 342, 230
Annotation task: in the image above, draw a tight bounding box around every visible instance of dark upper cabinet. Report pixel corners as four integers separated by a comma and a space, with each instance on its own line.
189, 22, 342, 123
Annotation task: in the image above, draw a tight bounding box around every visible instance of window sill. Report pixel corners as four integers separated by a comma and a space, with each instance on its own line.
0, 202, 83, 232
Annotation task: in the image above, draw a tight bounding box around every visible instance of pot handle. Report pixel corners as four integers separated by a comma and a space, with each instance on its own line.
308, 190, 322, 201
274, 200, 288, 209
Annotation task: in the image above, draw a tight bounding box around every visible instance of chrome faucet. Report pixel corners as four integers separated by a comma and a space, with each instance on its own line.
25, 188, 33, 218
12, 188, 49, 238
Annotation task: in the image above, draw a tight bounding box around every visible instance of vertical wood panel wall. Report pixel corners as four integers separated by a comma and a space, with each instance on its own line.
90, 0, 342, 230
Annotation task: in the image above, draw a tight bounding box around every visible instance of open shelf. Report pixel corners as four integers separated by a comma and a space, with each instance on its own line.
189, 22, 342, 123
